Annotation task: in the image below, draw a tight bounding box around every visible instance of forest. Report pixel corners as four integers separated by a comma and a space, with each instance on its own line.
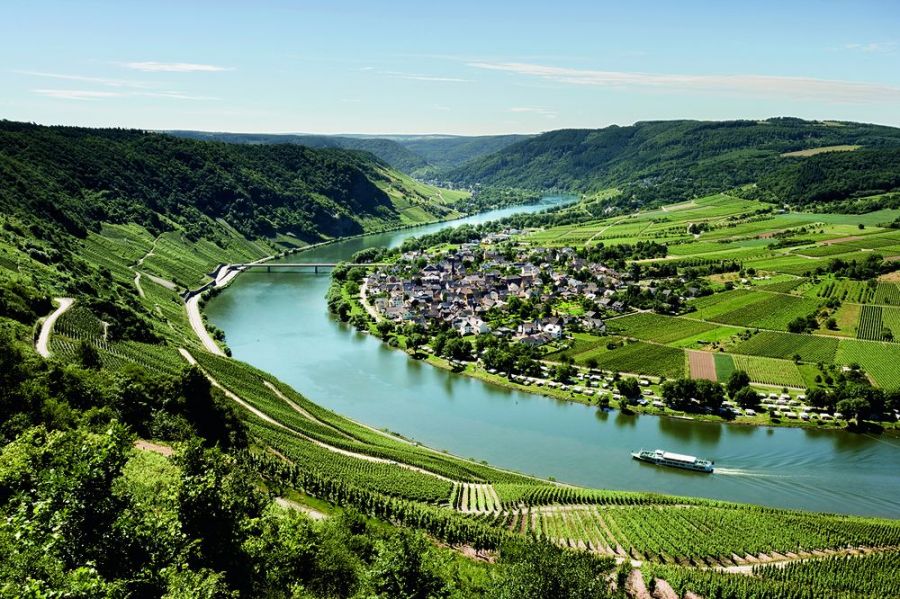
447, 118, 900, 206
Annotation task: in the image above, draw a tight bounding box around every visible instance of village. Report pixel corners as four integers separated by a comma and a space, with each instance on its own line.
361, 231, 630, 347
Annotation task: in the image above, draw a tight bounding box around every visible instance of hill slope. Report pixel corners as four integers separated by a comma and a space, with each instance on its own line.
0, 121, 463, 243
448, 118, 900, 204
167, 131, 530, 177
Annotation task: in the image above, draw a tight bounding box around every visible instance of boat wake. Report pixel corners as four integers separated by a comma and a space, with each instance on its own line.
714, 467, 794, 478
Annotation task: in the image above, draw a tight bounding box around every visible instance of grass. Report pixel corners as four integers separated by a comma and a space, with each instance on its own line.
713, 353, 735, 382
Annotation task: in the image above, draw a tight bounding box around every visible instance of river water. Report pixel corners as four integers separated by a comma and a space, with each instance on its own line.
206, 197, 900, 518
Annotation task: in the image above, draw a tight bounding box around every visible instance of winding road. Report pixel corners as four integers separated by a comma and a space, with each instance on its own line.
35, 297, 74, 358
186, 294, 225, 356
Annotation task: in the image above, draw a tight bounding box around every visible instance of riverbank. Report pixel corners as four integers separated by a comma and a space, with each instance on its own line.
344, 277, 898, 435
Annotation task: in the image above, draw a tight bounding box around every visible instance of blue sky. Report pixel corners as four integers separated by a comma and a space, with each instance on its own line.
2, 0, 899, 134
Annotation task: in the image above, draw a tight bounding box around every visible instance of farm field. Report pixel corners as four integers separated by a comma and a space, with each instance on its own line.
836, 341, 900, 389
551, 336, 686, 378
605, 312, 720, 344
713, 353, 735, 382
731, 355, 805, 387
689, 289, 822, 331
730, 331, 839, 362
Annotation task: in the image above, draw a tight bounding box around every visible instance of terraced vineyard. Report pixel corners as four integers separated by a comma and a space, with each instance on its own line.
570, 339, 686, 378
731, 331, 839, 362
808, 278, 876, 303
836, 341, 900, 389
731, 355, 805, 387
453, 483, 502, 513
189, 349, 539, 486
875, 282, 900, 306
644, 550, 900, 599
858, 305, 886, 341
524, 504, 900, 565
606, 312, 719, 344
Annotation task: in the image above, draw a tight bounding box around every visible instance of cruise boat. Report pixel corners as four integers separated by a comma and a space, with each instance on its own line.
631, 449, 714, 473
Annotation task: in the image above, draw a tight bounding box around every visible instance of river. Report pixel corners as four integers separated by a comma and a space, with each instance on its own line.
206, 197, 900, 518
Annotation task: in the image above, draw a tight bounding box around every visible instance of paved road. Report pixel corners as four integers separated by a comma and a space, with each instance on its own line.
185, 294, 225, 356
36, 297, 74, 358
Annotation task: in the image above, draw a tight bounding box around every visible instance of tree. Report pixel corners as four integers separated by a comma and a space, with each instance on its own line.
726, 370, 751, 398
836, 397, 870, 422
375, 320, 394, 340
615, 378, 641, 402
368, 531, 449, 599
492, 539, 613, 599
76, 339, 101, 369
695, 379, 725, 411
554, 362, 575, 383
733, 386, 758, 409
406, 333, 427, 357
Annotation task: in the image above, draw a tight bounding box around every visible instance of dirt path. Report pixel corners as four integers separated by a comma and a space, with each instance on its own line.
274, 497, 328, 520
134, 439, 174, 456
585, 216, 629, 245
359, 282, 382, 321
143, 272, 177, 290
262, 380, 354, 440
179, 348, 457, 483
134, 272, 145, 298
711, 545, 899, 574
36, 297, 74, 358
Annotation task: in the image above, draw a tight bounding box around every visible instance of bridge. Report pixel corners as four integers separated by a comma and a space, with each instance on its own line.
231, 262, 391, 273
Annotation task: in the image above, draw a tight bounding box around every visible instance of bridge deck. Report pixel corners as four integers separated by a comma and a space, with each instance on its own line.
232, 262, 391, 267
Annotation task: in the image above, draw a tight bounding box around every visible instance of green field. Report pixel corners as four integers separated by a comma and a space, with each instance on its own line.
730, 331, 839, 362
606, 312, 719, 344
556, 337, 686, 378
731, 355, 805, 387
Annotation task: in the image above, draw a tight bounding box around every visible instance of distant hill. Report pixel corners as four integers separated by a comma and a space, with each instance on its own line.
168, 131, 432, 175
384, 134, 531, 174
447, 118, 900, 204
0, 121, 462, 243
167, 131, 530, 178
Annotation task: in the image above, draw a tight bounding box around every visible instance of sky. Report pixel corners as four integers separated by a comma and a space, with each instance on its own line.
2, 0, 899, 135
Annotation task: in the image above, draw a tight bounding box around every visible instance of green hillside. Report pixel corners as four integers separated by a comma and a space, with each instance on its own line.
391, 134, 531, 175
168, 130, 433, 174
0, 121, 463, 245
167, 130, 530, 178
448, 118, 900, 205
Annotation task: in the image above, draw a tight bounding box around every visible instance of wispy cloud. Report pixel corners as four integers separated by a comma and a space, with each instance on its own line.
844, 41, 897, 54
468, 61, 900, 103
363, 68, 469, 83
32, 89, 125, 101
509, 106, 557, 118
120, 61, 231, 72
14, 70, 155, 89
31, 88, 218, 102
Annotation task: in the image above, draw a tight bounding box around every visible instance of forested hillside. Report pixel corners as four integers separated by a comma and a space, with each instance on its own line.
392, 134, 531, 174
0, 121, 462, 244
448, 118, 900, 205
169, 130, 433, 175
168, 131, 530, 178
